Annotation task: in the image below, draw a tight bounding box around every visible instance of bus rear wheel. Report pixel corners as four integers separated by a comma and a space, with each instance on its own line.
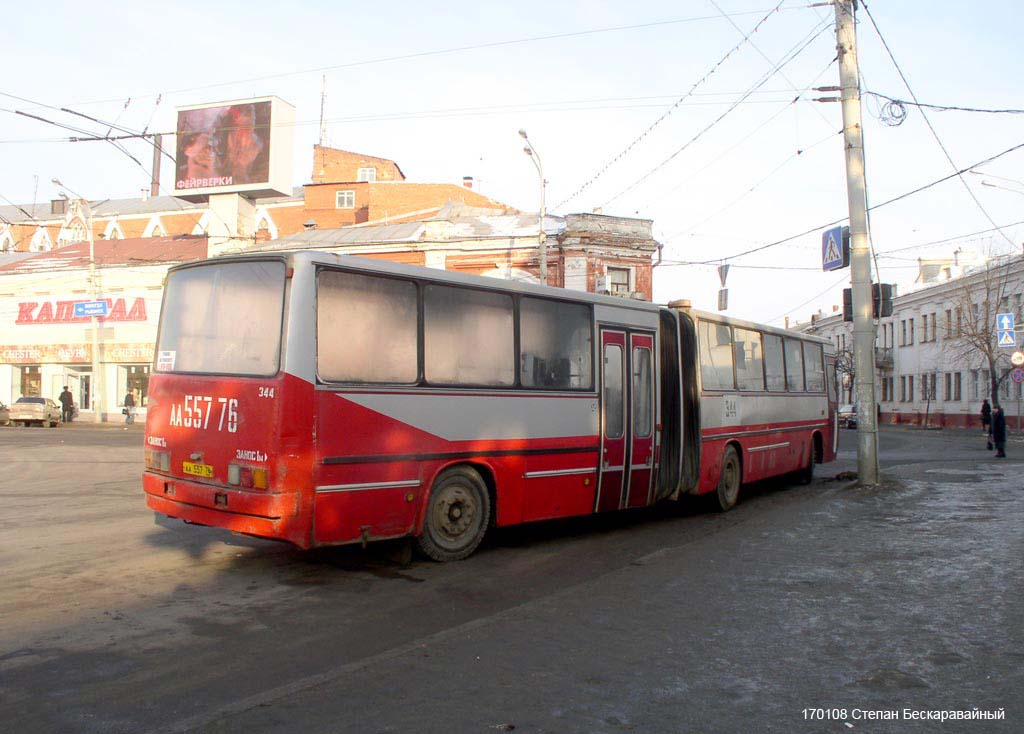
417, 466, 491, 562
714, 446, 741, 512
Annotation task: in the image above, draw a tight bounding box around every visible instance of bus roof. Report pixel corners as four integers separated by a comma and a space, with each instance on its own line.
176, 250, 664, 314
683, 306, 833, 348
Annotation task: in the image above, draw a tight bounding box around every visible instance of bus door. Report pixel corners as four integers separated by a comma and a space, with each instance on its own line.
596, 330, 627, 512
626, 333, 655, 508
596, 329, 657, 512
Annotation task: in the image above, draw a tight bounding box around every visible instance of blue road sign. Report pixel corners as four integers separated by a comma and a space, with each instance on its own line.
1012, 368, 1024, 384
821, 226, 847, 271
997, 329, 1016, 348
74, 300, 109, 318
997, 312, 1015, 331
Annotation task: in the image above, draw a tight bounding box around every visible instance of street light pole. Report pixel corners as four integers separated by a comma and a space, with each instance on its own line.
53, 179, 102, 423
519, 129, 548, 286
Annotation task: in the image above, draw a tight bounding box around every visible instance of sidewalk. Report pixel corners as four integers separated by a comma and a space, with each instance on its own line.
59, 418, 145, 430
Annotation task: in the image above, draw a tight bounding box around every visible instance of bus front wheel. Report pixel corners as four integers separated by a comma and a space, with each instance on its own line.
714, 446, 741, 512
417, 466, 491, 562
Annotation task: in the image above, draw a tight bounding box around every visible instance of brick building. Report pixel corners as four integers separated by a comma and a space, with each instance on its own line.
0, 146, 509, 252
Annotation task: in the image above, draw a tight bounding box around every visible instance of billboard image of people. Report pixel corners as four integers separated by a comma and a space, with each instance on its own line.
174, 101, 272, 191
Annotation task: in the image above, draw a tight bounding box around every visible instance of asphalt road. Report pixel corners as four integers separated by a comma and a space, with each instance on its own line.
0, 423, 1020, 733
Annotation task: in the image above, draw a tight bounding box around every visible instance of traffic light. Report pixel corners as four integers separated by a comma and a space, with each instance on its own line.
843, 283, 893, 322
874, 283, 893, 317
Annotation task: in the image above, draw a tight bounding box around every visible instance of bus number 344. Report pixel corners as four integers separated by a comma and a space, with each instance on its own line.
169, 395, 239, 432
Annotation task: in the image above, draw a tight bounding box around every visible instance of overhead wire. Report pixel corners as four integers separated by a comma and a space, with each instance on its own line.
599, 17, 834, 208
860, 0, 1014, 249
48, 8, 805, 109
555, 0, 789, 209
644, 54, 839, 211
765, 269, 851, 325
863, 92, 1024, 116
690, 137, 1024, 265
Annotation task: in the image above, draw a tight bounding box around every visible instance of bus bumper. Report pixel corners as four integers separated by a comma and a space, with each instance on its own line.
143, 471, 308, 547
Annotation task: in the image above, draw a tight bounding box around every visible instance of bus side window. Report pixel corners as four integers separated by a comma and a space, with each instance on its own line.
803, 342, 825, 392
520, 298, 593, 390
317, 270, 418, 383
763, 334, 786, 391
733, 328, 764, 391
424, 285, 514, 386
784, 338, 805, 392
698, 320, 734, 391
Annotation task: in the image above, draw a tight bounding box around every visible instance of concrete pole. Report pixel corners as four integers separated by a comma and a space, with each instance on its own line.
87, 211, 102, 423
835, 1, 878, 483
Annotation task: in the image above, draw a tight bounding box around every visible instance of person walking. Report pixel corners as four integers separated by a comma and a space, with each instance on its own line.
59, 385, 74, 423
123, 390, 136, 425
981, 398, 992, 434
992, 405, 1007, 458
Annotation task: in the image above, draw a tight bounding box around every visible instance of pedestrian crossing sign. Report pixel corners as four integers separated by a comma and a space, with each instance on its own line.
822, 225, 850, 271
998, 329, 1016, 348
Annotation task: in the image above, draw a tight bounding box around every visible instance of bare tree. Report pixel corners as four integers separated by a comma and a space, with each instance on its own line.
835, 345, 855, 404
944, 257, 1020, 409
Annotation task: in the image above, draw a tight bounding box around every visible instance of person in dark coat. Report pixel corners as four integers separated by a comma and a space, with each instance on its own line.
981, 398, 991, 433
991, 405, 1007, 458
123, 391, 136, 424
59, 386, 74, 423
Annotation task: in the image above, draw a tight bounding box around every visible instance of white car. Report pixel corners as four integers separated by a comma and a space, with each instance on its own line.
10, 396, 62, 427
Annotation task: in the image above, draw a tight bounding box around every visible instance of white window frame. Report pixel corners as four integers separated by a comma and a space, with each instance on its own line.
606, 266, 632, 295
357, 168, 377, 182
336, 190, 356, 209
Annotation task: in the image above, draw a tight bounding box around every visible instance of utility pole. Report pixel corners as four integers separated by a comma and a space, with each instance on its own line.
835, 0, 879, 483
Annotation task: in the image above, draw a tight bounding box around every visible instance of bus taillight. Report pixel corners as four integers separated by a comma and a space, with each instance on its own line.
145, 448, 170, 472
228, 464, 268, 489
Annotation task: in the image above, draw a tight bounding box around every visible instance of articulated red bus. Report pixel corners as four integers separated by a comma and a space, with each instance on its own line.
143, 252, 836, 560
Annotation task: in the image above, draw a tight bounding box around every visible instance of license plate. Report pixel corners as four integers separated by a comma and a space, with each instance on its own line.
182, 461, 214, 478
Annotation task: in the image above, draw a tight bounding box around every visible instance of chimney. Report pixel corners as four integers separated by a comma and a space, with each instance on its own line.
785, 316, 790, 328
833, 304, 839, 312
462, 176, 473, 189
141, 188, 149, 202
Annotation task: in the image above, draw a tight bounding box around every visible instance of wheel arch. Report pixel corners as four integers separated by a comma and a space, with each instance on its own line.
726, 440, 744, 481
417, 459, 498, 534
812, 431, 824, 464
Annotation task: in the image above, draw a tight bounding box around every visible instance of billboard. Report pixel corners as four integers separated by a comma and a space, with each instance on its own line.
173, 96, 294, 200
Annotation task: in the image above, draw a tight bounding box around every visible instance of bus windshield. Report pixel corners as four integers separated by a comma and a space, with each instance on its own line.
156, 260, 286, 376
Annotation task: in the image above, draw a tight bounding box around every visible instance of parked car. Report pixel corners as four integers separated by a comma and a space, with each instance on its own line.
839, 403, 857, 429
10, 396, 62, 427
0, 401, 9, 426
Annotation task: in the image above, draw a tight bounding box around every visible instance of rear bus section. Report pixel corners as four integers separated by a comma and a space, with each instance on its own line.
143, 258, 316, 547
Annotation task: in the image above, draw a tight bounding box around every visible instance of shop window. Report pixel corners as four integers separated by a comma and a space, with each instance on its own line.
20, 366, 41, 397
126, 366, 150, 406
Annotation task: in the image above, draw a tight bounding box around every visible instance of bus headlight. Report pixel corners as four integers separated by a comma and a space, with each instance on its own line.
145, 448, 170, 472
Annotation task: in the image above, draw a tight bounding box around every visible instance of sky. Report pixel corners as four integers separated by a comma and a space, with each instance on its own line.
2, 0, 1022, 326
